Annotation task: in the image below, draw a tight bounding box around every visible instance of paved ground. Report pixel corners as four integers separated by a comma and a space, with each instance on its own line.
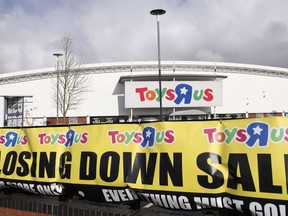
0, 191, 243, 216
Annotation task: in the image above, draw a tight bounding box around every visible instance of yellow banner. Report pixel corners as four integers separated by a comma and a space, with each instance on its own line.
0, 117, 287, 215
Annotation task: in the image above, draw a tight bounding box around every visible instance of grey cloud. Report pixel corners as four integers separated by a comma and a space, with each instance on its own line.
1, 0, 288, 73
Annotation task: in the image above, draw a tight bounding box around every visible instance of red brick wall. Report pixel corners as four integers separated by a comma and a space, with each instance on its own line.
0, 207, 49, 216
46, 117, 87, 126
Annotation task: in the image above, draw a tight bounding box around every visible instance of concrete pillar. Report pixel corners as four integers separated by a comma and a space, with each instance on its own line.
0, 97, 5, 127
129, 108, 133, 122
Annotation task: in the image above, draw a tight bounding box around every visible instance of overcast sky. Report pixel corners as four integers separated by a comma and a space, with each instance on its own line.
1, 0, 288, 73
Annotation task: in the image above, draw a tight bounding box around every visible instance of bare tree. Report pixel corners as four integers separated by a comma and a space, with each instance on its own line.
53, 34, 90, 120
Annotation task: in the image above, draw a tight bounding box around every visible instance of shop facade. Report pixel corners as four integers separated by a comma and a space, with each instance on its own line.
1, 61, 288, 127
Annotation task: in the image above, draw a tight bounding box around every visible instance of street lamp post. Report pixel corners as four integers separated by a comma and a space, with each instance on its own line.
150, 9, 166, 121
53, 53, 63, 125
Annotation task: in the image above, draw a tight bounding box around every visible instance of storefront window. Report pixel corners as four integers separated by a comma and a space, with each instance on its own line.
6, 96, 33, 127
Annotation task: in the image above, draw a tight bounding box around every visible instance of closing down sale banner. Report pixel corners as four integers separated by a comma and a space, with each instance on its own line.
0, 117, 288, 215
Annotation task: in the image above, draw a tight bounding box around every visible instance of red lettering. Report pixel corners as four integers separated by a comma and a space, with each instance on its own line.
165, 89, 175, 100
58, 134, 66, 144
203, 88, 213, 101
133, 132, 142, 143
164, 130, 175, 143
80, 132, 88, 144
21, 135, 28, 145
135, 87, 148, 101
203, 128, 217, 143
284, 128, 288, 142
38, 133, 46, 145
108, 131, 119, 144
0, 135, 5, 144
236, 129, 247, 142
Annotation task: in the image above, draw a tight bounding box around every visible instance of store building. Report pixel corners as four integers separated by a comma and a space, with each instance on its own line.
1, 61, 288, 127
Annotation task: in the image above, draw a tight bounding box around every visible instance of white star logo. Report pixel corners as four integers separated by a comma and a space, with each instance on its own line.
68, 132, 73, 139
253, 125, 263, 135
145, 130, 152, 138
9, 134, 15, 140
180, 87, 188, 95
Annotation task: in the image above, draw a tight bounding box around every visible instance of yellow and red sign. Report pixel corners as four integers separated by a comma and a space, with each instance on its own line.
0, 117, 287, 215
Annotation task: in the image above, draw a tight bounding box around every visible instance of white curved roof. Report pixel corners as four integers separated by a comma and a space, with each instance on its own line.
1, 61, 288, 85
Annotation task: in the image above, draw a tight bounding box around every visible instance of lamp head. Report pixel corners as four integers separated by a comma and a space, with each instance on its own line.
53, 53, 63, 57
150, 9, 166, 16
